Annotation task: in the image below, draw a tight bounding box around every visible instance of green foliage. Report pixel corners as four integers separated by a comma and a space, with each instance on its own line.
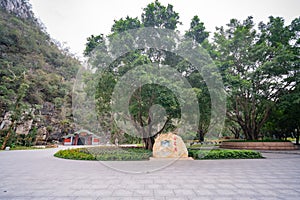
188, 149, 263, 160
141, 0, 181, 30
54, 147, 152, 161
9, 146, 44, 150
121, 133, 142, 144
16, 133, 37, 147
0, 7, 80, 148
224, 139, 288, 142
185, 15, 209, 44
189, 143, 219, 148
91, 147, 152, 161
84, 1, 215, 150
84, 1, 299, 145
54, 148, 96, 160
111, 16, 141, 33
0, 129, 17, 148
15, 126, 38, 147
0, 9, 79, 105
55, 147, 262, 161
214, 16, 299, 140
84, 34, 104, 56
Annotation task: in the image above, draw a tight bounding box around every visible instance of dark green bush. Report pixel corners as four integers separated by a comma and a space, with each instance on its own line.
188, 149, 263, 160
54, 147, 152, 161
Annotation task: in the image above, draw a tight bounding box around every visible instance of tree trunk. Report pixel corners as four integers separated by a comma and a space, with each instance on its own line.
1, 122, 15, 150
197, 129, 204, 142
1, 130, 11, 150
141, 117, 170, 150
229, 126, 240, 139
143, 136, 155, 150
296, 127, 299, 145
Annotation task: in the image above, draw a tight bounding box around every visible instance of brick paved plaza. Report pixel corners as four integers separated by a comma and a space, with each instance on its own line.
1, 147, 300, 199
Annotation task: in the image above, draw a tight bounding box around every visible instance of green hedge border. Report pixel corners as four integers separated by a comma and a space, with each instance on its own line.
54, 147, 263, 161
54, 147, 152, 161
188, 149, 263, 160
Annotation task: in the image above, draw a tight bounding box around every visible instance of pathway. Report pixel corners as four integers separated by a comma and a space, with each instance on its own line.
0, 147, 300, 199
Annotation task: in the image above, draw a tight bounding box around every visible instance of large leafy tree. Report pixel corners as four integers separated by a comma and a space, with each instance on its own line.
85, 1, 201, 150
184, 16, 212, 141
264, 16, 300, 142
214, 16, 299, 140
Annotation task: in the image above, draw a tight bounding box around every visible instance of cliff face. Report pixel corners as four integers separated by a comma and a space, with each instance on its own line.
0, 0, 34, 19
0, 0, 80, 146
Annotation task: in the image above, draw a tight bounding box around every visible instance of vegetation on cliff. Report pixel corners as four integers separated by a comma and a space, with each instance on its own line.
0, 2, 80, 149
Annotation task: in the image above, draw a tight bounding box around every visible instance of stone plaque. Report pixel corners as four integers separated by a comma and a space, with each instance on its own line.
153, 132, 189, 158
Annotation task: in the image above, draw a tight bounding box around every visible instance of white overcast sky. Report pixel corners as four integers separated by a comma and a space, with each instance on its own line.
29, 0, 300, 59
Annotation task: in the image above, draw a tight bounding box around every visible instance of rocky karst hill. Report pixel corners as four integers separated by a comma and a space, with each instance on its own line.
0, 0, 80, 147
0, 0, 34, 19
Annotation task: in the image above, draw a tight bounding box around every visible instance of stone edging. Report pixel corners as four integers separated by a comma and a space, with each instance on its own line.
220, 141, 298, 150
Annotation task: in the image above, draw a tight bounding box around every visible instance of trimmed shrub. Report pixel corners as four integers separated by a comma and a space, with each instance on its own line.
54, 147, 263, 161
188, 149, 263, 160
224, 139, 288, 142
54, 147, 152, 161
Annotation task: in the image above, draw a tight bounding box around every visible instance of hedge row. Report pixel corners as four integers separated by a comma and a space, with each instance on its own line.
188, 149, 263, 159
54, 147, 152, 161
54, 147, 263, 161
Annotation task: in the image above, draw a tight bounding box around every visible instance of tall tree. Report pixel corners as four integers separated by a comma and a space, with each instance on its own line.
184, 16, 212, 140
84, 34, 104, 56
185, 16, 209, 44
141, 0, 181, 30
85, 1, 195, 150
214, 16, 299, 140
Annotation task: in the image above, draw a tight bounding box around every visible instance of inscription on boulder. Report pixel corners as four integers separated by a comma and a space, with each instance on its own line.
153, 132, 189, 158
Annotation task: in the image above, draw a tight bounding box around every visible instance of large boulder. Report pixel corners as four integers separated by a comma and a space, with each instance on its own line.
153, 132, 189, 158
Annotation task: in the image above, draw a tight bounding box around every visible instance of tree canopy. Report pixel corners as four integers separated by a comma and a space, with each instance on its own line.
82, 1, 299, 149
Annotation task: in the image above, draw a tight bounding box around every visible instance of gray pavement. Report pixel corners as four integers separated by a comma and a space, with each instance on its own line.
0, 147, 300, 200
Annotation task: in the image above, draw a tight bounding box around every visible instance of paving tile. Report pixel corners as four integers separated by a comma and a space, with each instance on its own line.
278, 189, 300, 195
188, 197, 213, 200
145, 184, 164, 189
133, 189, 154, 196
173, 189, 196, 196
215, 189, 238, 195
111, 189, 133, 197
143, 197, 166, 200
1, 148, 300, 199
154, 189, 175, 197
256, 189, 280, 197
193, 189, 214, 196
165, 197, 189, 200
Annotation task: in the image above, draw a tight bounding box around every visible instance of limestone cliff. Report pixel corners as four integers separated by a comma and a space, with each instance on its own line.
0, 0, 80, 146
0, 0, 34, 20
